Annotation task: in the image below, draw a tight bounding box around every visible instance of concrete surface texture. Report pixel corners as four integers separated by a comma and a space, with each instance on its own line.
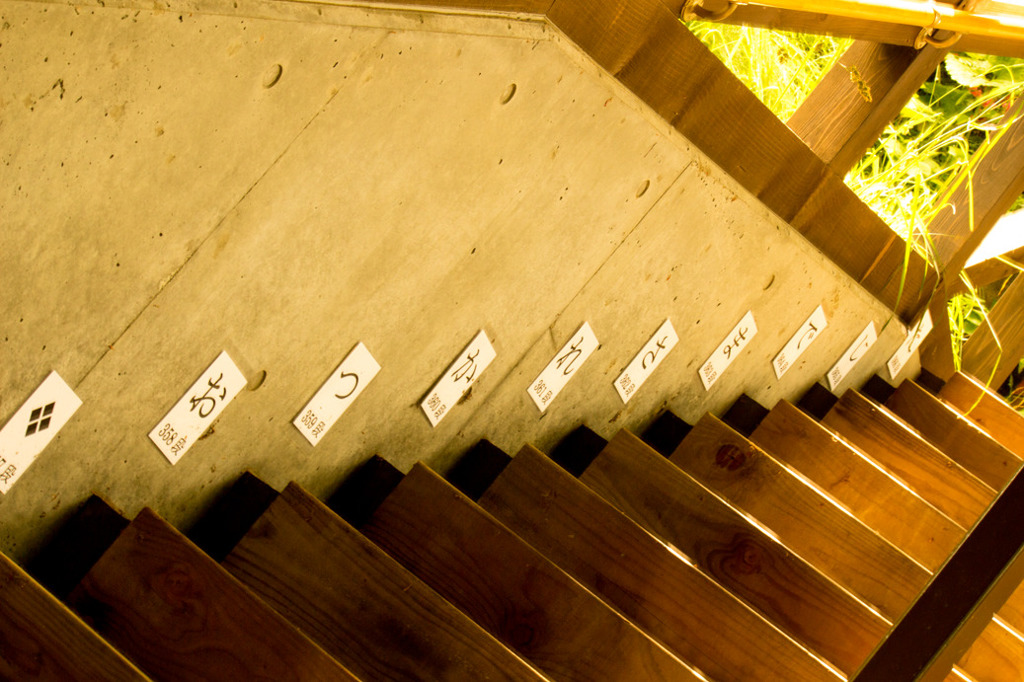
0, 0, 917, 561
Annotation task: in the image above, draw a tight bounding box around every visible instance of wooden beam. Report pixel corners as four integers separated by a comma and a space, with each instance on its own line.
788, 41, 945, 176
951, 245, 1024, 295
961, 275, 1024, 387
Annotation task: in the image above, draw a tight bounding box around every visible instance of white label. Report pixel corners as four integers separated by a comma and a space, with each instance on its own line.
826, 321, 878, 391
887, 310, 934, 380
700, 311, 758, 391
773, 305, 828, 379
615, 319, 679, 403
294, 342, 381, 446
421, 330, 497, 427
529, 322, 599, 412
0, 371, 82, 494
148, 351, 246, 465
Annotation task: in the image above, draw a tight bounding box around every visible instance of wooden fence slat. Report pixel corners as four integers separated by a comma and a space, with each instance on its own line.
962, 275, 1024, 389
0, 551, 150, 682
577, 430, 891, 665
223, 482, 546, 682
670, 414, 930, 620
478, 445, 844, 680
940, 372, 1024, 456
67, 508, 357, 682
997, 578, 1024, 635
750, 400, 964, 570
886, 380, 1023, 490
822, 391, 995, 528
362, 463, 702, 682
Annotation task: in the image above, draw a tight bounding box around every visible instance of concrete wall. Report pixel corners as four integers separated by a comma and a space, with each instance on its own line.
0, 0, 917, 561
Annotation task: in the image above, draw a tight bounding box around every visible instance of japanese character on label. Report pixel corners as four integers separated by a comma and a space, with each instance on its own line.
451, 349, 479, 384
642, 336, 669, 370
556, 336, 585, 376
190, 372, 227, 418
0, 464, 16, 485
335, 372, 359, 400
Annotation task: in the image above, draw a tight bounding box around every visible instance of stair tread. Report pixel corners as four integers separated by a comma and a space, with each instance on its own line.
576, 429, 889, 665
999, 577, 1024, 636
67, 507, 358, 681
957, 616, 1024, 682
940, 373, 1024, 458
822, 391, 995, 528
0, 550, 150, 681
477, 444, 844, 680
362, 463, 702, 682
671, 413, 930, 620
751, 400, 964, 571
223, 481, 547, 682
886, 380, 1022, 490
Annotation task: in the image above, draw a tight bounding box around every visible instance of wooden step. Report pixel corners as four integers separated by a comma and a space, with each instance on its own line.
575, 429, 890, 667
360, 463, 703, 681
956, 616, 1024, 682
0, 550, 150, 681
885, 380, 1023, 490
750, 400, 963, 571
821, 391, 995, 528
67, 507, 358, 681
670, 413, 930, 620
998, 577, 1024, 635
940, 372, 1024, 457
223, 481, 546, 681
475, 444, 844, 680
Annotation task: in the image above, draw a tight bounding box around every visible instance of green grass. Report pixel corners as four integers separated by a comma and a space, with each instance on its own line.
688, 20, 1024, 382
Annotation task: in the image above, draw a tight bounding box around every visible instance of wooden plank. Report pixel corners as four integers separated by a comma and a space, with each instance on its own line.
750, 400, 964, 571
223, 482, 545, 682
952, 244, 1024, 296
821, 391, 995, 528
670, 414, 930, 620
962, 275, 1024, 388
940, 372, 1024, 456
0, 551, 150, 682
998, 577, 1024, 635
361, 463, 702, 682
67, 508, 357, 682
957, 617, 1024, 682
478, 445, 845, 680
788, 41, 945, 177
886, 380, 1023, 490
545, 0, 930, 319
577, 430, 891, 666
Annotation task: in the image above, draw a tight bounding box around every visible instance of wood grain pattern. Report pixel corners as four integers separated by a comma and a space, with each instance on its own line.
957, 617, 1024, 682
999, 578, 1024, 636
0, 551, 150, 682
962, 276, 1024, 389
751, 400, 964, 571
478, 445, 844, 680
543, 0, 929, 319
886, 380, 1022, 490
67, 508, 356, 682
940, 372, 1024, 457
223, 482, 545, 682
788, 41, 944, 176
822, 391, 996, 528
671, 414, 930, 620
578, 429, 890, 664
362, 463, 701, 682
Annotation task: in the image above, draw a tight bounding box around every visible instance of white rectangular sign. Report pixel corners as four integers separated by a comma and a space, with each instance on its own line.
294, 342, 381, 446
529, 322, 599, 412
421, 330, 496, 427
773, 305, 828, 379
887, 310, 934, 380
826, 321, 878, 391
149, 351, 246, 465
615, 319, 679, 404
700, 311, 758, 391
0, 371, 82, 494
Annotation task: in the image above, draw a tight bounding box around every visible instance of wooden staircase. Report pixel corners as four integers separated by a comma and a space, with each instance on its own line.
5, 372, 1024, 681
